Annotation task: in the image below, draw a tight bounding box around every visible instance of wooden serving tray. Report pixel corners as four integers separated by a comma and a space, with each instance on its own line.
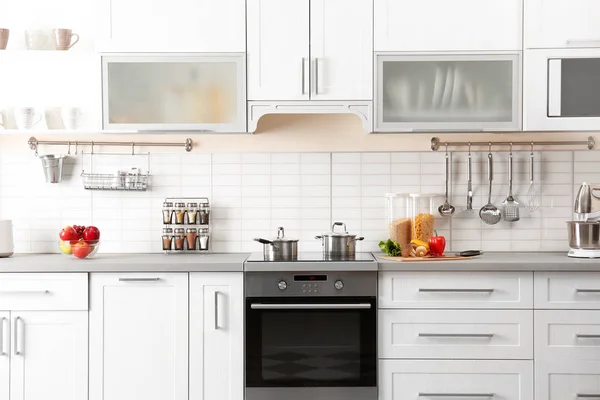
380, 255, 472, 262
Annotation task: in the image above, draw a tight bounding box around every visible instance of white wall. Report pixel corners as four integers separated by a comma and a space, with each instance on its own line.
0, 145, 594, 254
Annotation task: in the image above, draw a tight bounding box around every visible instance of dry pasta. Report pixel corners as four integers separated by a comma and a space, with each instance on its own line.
412, 213, 435, 242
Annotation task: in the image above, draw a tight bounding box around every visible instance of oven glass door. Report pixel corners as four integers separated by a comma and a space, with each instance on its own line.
548, 57, 600, 117
246, 296, 376, 388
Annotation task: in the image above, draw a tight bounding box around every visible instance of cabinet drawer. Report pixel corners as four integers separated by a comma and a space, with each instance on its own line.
379, 272, 533, 309
536, 360, 600, 400
379, 310, 533, 360
0, 273, 88, 310
535, 272, 600, 309
536, 310, 600, 361
379, 360, 533, 400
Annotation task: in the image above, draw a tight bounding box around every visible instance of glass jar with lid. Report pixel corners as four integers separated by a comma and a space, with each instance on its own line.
186, 202, 198, 224
174, 228, 186, 250
186, 228, 198, 250
385, 193, 411, 252
409, 193, 440, 243
198, 228, 209, 251
174, 202, 187, 225
199, 202, 210, 225
162, 228, 173, 251
162, 202, 174, 224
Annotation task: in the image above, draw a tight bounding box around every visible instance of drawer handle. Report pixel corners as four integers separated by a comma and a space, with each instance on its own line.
419, 289, 495, 293
14, 317, 23, 356
0, 290, 50, 295
419, 333, 495, 338
118, 278, 161, 282
577, 334, 600, 339
0, 317, 7, 356
419, 393, 495, 398
577, 395, 600, 398
576, 289, 600, 293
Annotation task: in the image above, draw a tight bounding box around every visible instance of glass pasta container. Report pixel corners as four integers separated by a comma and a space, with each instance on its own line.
409, 193, 438, 243
385, 193, 411, 252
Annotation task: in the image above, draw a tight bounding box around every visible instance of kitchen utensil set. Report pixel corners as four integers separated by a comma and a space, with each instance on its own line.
440, 143, 538, 225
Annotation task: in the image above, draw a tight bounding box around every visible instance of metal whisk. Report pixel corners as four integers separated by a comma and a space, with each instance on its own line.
526, 143, 540, 212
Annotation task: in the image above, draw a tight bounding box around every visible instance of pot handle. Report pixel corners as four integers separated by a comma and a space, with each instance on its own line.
315, 235, 323, 240
254, 238, 274, 245
347, 236, 365, 245
332, 222, 347, 233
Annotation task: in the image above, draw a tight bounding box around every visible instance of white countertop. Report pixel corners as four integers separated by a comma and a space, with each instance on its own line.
376, 252, 600, 271
0, 253, 250, 272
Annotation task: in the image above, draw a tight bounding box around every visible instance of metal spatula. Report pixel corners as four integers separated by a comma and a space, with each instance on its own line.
502, 149, 520, 222
479, 151, 502, 225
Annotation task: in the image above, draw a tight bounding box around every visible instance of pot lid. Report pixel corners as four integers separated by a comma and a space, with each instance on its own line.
322, 222, 357, 237
270, 227, 298, 242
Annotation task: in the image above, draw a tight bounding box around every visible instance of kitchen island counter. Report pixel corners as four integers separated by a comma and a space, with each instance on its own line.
376, 252, 600, 271
0, 253, 250, 272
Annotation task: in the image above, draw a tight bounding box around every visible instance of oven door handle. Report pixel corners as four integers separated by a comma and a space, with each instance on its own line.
250, 303, 372, 310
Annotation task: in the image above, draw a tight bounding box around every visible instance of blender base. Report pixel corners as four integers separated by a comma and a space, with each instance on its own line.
568, 248, 600, 258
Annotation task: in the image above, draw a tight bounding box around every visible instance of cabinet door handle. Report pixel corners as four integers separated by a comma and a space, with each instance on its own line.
0, 318, 7, 356
576, 289, 600, 293
419, 288, 495, 293
419, 394, 495, 398
577, 395, 600, 398
214, 291, 220, 330
301, 58, 306, 95
314, 58, 319, 95
419, 333, 494, 338
118, 278, 161, 282
14, 317, 23, 356
576, 334, 600, 339
0, 290, 50, 295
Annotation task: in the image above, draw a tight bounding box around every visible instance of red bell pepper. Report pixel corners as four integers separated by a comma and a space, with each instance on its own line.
428, 231, 446, 257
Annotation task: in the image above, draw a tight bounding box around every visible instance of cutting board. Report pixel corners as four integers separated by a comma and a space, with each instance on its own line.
380, 255, 472, 262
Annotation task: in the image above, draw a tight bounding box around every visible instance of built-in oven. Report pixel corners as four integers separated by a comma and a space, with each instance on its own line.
245, 271, 377, 400
525, 48, 600, 131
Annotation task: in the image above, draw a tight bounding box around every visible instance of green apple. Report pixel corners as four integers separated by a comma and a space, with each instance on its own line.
59, 240, 72, 255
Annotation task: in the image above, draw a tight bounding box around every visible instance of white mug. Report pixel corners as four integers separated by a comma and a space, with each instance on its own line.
25, 29, 50, 50
16, 107, 42, 130
62, 107, 83, 130
0, 220, 14, 257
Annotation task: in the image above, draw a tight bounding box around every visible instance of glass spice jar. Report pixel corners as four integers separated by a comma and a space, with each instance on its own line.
198, 227, 209, 251
199, 203, 210, 225
174, 228, 186, 250
162, 228, 173, 251
186, 228, 198, 250
162, 202, 174, 224
174, 202, 187, 225
186, 202, 198, 224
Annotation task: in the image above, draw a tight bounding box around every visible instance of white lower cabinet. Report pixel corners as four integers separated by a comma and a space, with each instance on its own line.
89, 273, 189, 400
380, 360, 533, 400
10, 312, 88, 400
536, 360, 600, 400
189, 272, 244, 400
0, 312, 9, 400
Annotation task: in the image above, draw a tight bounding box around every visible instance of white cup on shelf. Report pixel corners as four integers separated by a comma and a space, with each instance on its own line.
15, 107, 42, 130
62, 107, 83, 130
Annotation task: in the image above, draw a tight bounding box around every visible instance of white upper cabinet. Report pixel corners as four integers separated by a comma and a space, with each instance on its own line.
247, 0, 310, 101
525, 0, 600, 49
247, 0, 373, 101
90, 273, 189, 400
98, 0, 245, 52
375, 0, 522, 51
10, 312, 88, 400
310, 0, 373, 100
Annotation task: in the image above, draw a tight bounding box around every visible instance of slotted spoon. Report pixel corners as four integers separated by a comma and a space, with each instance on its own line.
480, 151, 502, 225
502, 148, 520, 222
526, 146, 540, 212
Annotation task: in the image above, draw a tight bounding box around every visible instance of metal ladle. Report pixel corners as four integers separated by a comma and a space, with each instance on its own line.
439, 144, 456, 217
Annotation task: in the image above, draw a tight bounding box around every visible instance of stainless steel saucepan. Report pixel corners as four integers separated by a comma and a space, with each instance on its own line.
253, 227, 298, 261
315, 222, 364, 260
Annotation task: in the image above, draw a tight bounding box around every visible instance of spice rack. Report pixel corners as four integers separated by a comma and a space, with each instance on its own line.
161, 197, 211, 254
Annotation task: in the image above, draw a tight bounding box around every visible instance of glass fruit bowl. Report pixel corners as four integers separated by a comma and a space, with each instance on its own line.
59, 240, 100, 259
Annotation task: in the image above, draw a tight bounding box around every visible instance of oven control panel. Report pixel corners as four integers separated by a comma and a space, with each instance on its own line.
246, 271, 377, 297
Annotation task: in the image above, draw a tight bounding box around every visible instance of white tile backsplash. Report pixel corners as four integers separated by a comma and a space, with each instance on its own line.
0, 150, 596, 254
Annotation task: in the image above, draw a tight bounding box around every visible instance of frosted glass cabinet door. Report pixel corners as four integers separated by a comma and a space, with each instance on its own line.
375, 53, 521, 132
102, 54, 246, 132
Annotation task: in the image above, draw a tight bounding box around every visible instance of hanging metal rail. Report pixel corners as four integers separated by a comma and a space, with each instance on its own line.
431, 136, 595, 151
28, 136, 193, 153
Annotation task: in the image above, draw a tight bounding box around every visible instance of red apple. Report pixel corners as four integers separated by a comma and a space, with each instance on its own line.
83, 226, 100, 243
72, 241, 92, 259
59, 226, 78, 244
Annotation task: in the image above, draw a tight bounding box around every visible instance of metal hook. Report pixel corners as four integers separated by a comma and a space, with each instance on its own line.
468, 142, 472, 156
488, 142, 492, 153
67, 142, 71, 155
91, 141, 94, 155
531, 142, 534, 155
132, 142, 135, 156
509, 142, 513, 156
75, 142, 78, 155
444, 142, 449, 157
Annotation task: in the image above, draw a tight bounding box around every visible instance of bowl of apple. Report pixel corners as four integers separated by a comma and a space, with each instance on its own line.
59, 225, 101, 259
